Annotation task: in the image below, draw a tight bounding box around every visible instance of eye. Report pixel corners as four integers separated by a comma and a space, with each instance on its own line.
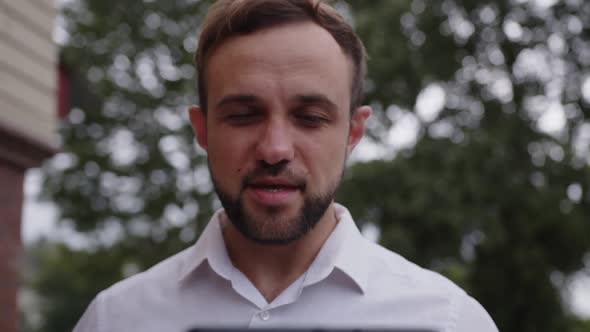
295, 112, 329, 128
225, 109, 262, 126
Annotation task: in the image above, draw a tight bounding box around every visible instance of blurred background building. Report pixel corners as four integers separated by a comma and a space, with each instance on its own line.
0, 1, 57, 332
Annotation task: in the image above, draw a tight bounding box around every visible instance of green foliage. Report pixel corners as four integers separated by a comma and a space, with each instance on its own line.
339, 1, 590, 331
572, 319, 590, 332
25, 0, 215, 330
22, 0, 590, 331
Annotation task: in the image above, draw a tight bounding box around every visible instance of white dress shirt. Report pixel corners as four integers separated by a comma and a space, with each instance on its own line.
74, 204, 498, 332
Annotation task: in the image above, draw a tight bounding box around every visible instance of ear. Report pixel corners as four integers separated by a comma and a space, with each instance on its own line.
188, 105, 208, 151
347, 105, 372, 155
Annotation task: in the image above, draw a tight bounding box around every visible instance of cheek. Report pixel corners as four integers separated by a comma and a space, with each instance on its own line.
298, 131, 348, 182
207, 136, 251, 182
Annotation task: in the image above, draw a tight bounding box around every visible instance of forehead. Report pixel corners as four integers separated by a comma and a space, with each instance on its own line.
205, 22, 353, 108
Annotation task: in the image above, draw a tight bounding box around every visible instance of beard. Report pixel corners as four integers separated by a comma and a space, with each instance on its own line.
211, 161, 342, 245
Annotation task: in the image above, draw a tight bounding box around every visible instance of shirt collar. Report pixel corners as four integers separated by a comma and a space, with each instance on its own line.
177, 203, 369, 294
177, 208, 234, 283
302, 203, 369, 294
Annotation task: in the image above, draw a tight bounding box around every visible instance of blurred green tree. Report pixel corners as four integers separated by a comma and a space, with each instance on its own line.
340, 0, 590, 331
22, 0, 590, 331
574, 319, 590, 332
24, 0, 216, 330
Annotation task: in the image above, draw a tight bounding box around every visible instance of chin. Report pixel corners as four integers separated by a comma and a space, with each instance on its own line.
214, 176, 337, 245
241, 205, 308, 242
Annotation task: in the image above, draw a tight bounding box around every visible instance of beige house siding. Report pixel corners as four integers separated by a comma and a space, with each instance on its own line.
0, 0, 58, 148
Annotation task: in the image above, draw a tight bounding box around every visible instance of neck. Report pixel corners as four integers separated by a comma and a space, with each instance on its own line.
222, 203, 338, 303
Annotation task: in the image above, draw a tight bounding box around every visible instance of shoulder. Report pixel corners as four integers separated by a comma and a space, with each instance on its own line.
362, 239, 459, 292
91, 245, 195, 316
74, 246, 197, 331
361, 240, 498, 331
104, 245, 193, 299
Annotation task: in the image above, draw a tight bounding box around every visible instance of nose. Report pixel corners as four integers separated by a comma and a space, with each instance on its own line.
254, 118, 294, 165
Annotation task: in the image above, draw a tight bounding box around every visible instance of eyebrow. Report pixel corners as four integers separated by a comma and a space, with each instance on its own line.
292, 94, 338, 114
214, 93, 339, 113
215, 94, 261, 109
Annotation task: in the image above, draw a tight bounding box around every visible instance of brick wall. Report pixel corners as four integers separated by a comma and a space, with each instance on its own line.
0, 162, 24, 332
0, 123, 55, 332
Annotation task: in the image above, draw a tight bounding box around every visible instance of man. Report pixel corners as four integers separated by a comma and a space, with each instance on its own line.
74, 0, 498, 331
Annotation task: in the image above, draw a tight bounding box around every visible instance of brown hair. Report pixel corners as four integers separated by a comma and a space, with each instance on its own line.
195, 0, 367, 114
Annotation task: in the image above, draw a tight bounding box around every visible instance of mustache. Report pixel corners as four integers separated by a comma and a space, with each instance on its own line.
241, 162, 307, 190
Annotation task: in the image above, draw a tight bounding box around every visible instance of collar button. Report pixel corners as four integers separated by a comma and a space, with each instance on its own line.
258, 310, 270, 321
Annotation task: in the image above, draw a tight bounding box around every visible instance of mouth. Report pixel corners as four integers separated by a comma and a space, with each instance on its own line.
245, 178, 304, 206
247, 176, 304, 190
248, 184, 301, 192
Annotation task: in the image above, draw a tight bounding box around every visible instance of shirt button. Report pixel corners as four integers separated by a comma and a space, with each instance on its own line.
258, 310, 270, 321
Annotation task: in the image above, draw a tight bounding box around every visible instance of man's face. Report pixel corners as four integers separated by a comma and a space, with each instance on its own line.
190, 22, 370, 244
